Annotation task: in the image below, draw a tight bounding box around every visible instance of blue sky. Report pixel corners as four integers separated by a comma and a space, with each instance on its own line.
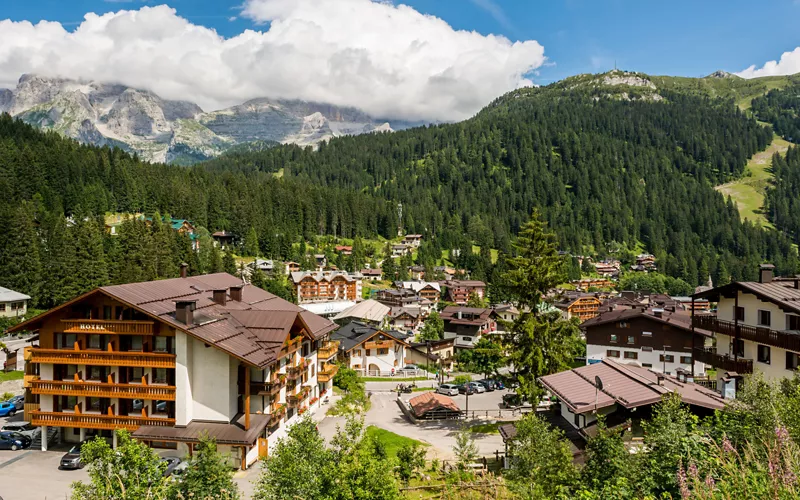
5, 0, 799, 83
1, 0, 799, 120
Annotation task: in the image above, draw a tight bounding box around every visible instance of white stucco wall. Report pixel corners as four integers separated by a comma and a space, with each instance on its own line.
718, 293, 788, 329
349, 345, 406, 373
586, 344, 705, 375
560, 400, 616, 429
175, 331, 193, 426
190, 335, 234, 422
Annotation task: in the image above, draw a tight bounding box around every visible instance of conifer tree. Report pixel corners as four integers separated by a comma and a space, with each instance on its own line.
244, 226, 260, 257
1, 202, 42, 305
223, 250, 237, 275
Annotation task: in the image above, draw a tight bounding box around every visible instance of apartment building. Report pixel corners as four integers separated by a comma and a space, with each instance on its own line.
9, 270, 338, 469
332, 321, 412, 376
395, 281, 441, 305
290, 271, 362, 304
441, 280, 486, 305
693, 264, 800, 395
582, 306, 709, 375
555, 293, 603, 322
440, 306, 495, 349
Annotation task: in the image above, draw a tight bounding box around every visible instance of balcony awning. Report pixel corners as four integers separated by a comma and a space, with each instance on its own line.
132, 413, 269, 446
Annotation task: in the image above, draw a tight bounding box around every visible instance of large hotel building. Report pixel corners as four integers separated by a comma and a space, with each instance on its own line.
9, 269, 340, 469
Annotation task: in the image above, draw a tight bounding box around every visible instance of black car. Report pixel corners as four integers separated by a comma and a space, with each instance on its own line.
477, 379, 496, 392
0, 431, 32, 451
502, 393, 529, 408
160, 457, 182, 477
457, 384, 476, 395
491, 379, 506, 390
60, 441, 87, 470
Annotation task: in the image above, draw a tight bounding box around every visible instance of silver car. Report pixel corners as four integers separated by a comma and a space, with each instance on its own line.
467, 381, 486, 394
0, 422, 39, 440
436, 384, 460, 396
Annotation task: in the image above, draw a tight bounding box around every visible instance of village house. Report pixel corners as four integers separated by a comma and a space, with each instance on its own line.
554, 293, 603, 322
573, 278, 613, 290
332, 300, 390, 326
395, 281, 441, 305
582, 305, 710, 375
284, 262, 301, 275
392, 244, 411, 257
334, 245, 353, 256
693, 264, 800, 396
374, 288, 433, 314
539, 359, 725, 438
403, 234, 423, 248
440, 306, 495, 349
408, 265, 426, 281
0, 286, 30, 319
331, 321, 412, 376
211, 230, 236, 249
7, 269, 339, 468
441, 280, 486, 305
250, 259, 275, 274
405, 338, 456, 371
290, 271, 362, 305
360, 268, 383, 281
594, 260, 621, 277
388, 307, 423, 332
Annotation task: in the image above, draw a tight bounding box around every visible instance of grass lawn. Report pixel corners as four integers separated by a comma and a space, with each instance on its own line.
469, 422, 502, 434
715, 134, 791, 227
365, 426, 427, 459
0, 371, 23, 382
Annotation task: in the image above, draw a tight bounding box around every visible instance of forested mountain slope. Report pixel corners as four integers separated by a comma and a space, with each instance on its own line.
752, 82, 800, 142
203, 72, 797, 284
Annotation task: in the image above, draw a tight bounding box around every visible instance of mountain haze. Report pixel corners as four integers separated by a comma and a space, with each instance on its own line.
0, 74, 399, 164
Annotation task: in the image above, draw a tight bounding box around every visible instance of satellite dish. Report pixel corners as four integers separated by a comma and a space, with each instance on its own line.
595, 375, 604, 391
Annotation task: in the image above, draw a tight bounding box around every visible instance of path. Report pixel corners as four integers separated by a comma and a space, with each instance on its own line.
715, 135, 792, 227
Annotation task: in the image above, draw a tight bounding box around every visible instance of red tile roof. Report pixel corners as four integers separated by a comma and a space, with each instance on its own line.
408, 392, 460, 417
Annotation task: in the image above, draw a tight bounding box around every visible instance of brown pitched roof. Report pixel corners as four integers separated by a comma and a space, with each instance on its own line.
408, 392, 460, 417
10, 273, 336, 368
539, 359, 726, 415
694, 281, 800, 314
580, 307, 711, 337
440, 306, 492, 326
133, 413, 268, 445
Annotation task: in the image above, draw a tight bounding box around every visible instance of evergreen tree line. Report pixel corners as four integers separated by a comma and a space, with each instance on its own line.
766, 145, 800, 242
752, 83, 800, 142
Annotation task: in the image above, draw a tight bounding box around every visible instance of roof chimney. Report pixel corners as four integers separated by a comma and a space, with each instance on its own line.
230, 284, 244, 302
759, 264, 775, 284
174, 300, 197, 325
180, 263, 188, 279
653, 308, 663, 318
457, 310, 463, 320
656, 373, 666, 386
212, 289, 227, 306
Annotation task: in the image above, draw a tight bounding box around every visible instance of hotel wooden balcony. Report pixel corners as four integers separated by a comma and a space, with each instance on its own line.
693, 316, 800, 352
251, 374, 285, 397
23, 403, 39, 423
317, 364, 339, 383
62, 319, 155, 335
286, 360, 308, 379
693, 347, 753, 374
31, 411, 175, 431
279, 337, 303, 358
29, 380, 176, 400
268, 404, 286, 426
27, 348, 176, 368
23, 375, 40, 388
287, 388, 310, 408
317, 341, 340, 360
364, 339, 394, 350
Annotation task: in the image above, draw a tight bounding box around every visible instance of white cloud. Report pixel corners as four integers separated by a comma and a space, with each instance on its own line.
737, 47, 800, 79
0, 1, 546, 121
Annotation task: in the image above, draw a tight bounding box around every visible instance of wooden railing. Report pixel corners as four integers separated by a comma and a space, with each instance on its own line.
31, 411, 174, 431
693, 347, 753, 374
23, 374, 40, 388
317, 341, 340, 360
62, 319, 155, 335
30, 380, 176, 400
365, 340, 394, 350
317, 364, 339, 383
27, 348, 176, 368
287, 389, 310, 408
693, 315, 800, 352
287, 361, 308, 379
279, 337, 303, 358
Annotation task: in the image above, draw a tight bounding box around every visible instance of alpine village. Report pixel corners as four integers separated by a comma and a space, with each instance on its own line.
2, 7, 800, 500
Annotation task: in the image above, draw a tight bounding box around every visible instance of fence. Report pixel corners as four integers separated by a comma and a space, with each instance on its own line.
358, 368, 429, 378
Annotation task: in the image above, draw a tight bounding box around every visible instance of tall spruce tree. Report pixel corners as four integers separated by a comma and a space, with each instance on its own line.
1, 202, 42, 305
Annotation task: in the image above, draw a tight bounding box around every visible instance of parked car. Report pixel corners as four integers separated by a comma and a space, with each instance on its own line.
60, 441, 88, 470
0, 402, 16, 417
0, 431, 31, 451
402, 364, 419, 371
467, 381, 486, 394
160, 457, 182, 477
4, 395, 23, 411
477, 379, 496, 392
457, 384, 476, 395
436, 384, 460, 396
491, 379, 505, 390
0, 422, 39, 440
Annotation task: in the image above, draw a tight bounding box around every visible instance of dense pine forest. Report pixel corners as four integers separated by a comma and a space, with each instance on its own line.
2, 75, 800, 310
752, 83, 800, 142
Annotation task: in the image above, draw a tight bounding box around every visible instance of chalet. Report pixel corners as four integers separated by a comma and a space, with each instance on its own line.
388, 307, 423, 332
408, 265, 425, 281
434, 266, 457, 278
539, 359, 725, 437
374, 288, 433, 314
671, 296, 710, 313
554, 293, 602, 322
440, 306, 495, 349
403, 234, 423, 248
392, 244, 411, 257
360, 268, 383, 281
211, 230, 236, 249
395, 281, 441, 304
574, 278, 613, 290
442, 280, 486, 305
290, 272, 362, 304
313, 255, 327, 270
405, 338, 455, 371
7, 269, 338, 468
335, 246, 353, 256
331, 322, 412, 375
284, 262, 300, 275
594, 261, 621, 277
0, 286, 30, 319
693, 264, 800, 395
250, 259, 275, 273
634, 254, 657, 271
582, 305, 710, 375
